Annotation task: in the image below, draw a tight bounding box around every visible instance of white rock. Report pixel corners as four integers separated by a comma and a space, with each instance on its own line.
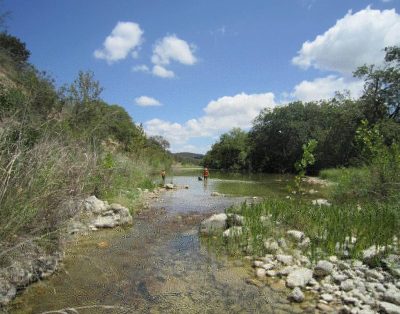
286, 268, 313, 288
314, 260, 334, 277
312, 199, 331, 206
84, 195, 107, 214
264, 238, 280, 253
262, 263, 275, 270
256, 268, 266, 278
165, 183, 175, 189
253, 260, 263, 268
266, 270, 277, 277
289, 287, 305, 302
383, 289, 400, 306
93, 216, 117, 228
222, 226, 243, 238
365, 269, 385, 282
333, 272, 348, 283
279, 266, 299, 276
321, 293, 334, 302
200, 213, 227, 235
380, 301, 400, 314
276, 254, 293, 265
287, 230, 305, 242
341, 279, 355, 292
211, 191, 223, 196
298, 237, 311, 249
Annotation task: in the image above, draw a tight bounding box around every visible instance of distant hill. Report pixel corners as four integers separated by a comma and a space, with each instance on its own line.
173, 152, 204, 165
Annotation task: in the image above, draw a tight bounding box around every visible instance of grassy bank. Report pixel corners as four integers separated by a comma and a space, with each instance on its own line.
0, 36, 172, 256
222, 197, 399, 261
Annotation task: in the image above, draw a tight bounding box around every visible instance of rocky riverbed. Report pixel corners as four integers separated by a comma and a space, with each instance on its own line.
0, 187, 166, 308
200, 212, 400, 314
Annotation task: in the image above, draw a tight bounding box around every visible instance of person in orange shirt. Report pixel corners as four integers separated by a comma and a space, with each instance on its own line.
203, 167, 209, 181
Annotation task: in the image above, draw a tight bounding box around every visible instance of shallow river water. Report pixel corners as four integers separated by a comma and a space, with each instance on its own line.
8, 169, 320, 313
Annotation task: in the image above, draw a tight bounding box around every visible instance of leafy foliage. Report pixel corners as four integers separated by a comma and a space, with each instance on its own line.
202, 128, 248, 170
0, 32, 30, 64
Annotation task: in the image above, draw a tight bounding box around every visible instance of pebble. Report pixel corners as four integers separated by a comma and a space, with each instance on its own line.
341, 279, 355, 292
320, 293, 334, 302
289, 287, 305, 302
255, 267, 266, 278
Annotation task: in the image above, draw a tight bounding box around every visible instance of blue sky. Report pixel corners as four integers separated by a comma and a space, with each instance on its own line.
3, 0, 400, 153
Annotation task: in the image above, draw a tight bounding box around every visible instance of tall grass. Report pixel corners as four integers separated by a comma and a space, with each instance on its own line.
225, 198, 399, 260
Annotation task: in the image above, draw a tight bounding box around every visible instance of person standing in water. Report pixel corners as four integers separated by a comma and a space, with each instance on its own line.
203, 167, 209, 181
161, 170, 166, 184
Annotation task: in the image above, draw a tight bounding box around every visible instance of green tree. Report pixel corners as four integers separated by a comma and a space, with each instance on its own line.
203, 128, 249, 170
354, 46, 400, 123
0, 32, 30, 64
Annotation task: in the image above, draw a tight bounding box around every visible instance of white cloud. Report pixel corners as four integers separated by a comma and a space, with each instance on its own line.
135, 96, 162, 107
94, 22, 143, 64
144, 92, 277, 152
151, 35, 197, 66
292, 7, 400, 74
152, 65, 175, 78
132, 64, 150, 73
292, 75, 364, 102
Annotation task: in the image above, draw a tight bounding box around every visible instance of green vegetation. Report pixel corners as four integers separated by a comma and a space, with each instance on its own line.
0, 32, 172, 246
202, 128, 249, 170
223, 199, 399, 261
205, 46, 400, 261
205, 47, 400, 174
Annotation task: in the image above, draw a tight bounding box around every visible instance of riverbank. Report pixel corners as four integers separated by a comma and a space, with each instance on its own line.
0, 187, 166, 308
199, 191, 400, 313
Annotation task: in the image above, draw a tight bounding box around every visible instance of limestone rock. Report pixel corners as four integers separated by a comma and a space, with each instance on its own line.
380, 301, 400, 314
383, 289, 400, 306
263, 238, 280, 253
286, 268, 313, 288
256, 268, 266, 278
289, 287, 305, 302
287, 230, 305, 242
200, 213, 227, 235
314, 260, 334, 277
276, 254, 293, 265
312, 198, 331, 206
93, 216, 116, 228
341, 279, 355, 292
84, 195, 107, 214
227, 214, 245, 227
222, 226, 243, 238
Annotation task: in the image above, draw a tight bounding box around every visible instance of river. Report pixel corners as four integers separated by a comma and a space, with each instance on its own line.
8, 169, 320, 313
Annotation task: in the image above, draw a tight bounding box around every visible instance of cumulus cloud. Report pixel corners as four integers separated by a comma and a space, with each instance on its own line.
292, 7, 400, 74
292, 75, 364, 102
135, 96, 162, 107
152, 65, 175, 78
151, 35, 197, 66
144, 92, 277, 151
94, 22, 143, 64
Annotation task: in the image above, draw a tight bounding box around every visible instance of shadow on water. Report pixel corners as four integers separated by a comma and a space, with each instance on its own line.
8, 171, 316, 313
